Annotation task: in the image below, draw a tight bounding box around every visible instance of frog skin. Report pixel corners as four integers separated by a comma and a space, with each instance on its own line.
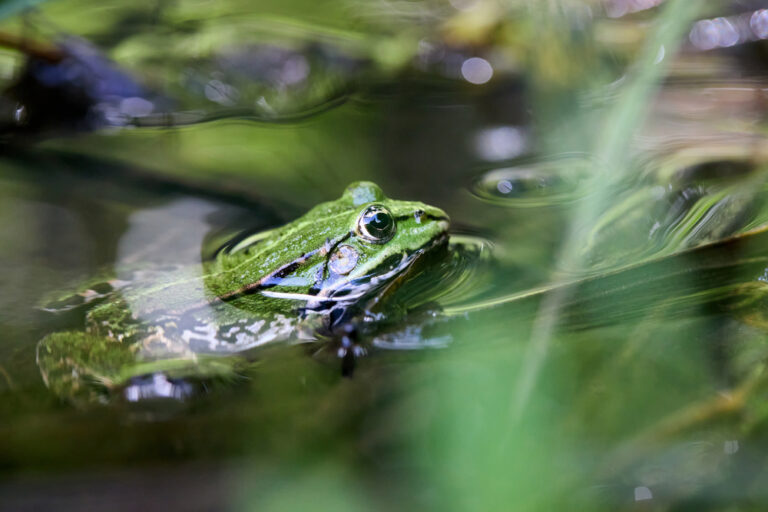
36, 182, 450, 404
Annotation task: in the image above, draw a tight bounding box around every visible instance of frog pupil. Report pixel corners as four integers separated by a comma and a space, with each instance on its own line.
371, 213, 389, 230
365, 210, 392, 237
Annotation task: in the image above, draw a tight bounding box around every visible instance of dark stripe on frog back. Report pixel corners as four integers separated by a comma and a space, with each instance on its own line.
214, 211, 448, 305
217, 214, 448, 305
216, 232, 352, 303
216, 249, 320, 302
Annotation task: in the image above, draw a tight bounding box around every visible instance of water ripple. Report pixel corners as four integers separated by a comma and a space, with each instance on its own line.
470, 154, 593, 207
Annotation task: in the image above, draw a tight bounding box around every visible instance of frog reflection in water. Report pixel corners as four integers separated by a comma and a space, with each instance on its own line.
37, 182, 450, 404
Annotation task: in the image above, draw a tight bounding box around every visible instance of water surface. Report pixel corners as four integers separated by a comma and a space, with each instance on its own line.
3, 1, 768, 511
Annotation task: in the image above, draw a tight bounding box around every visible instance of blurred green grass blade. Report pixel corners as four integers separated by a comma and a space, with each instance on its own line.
513, 0, 703, 418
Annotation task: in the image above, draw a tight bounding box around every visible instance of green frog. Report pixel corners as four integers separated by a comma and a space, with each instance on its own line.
37, 182, 450, 404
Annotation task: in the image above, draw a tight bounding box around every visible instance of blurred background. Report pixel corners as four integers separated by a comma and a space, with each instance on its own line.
3, 0, 768, 510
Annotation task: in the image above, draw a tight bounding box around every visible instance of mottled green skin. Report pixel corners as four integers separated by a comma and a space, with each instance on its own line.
204, 180, 450, 313
37, 182, 449, 405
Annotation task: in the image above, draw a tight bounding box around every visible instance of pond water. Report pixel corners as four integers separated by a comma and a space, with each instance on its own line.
3, 1, 768, 510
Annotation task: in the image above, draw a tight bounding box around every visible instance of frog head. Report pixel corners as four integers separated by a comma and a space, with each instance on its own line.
208, 182, 450, 322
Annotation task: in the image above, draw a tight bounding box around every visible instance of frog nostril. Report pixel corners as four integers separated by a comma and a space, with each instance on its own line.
414, 210, 425, 224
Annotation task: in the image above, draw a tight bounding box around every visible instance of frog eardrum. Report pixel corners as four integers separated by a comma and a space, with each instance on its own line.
329, 245, 359, 275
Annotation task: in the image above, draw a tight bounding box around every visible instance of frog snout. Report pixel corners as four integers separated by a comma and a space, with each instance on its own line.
413, 206, 449, 227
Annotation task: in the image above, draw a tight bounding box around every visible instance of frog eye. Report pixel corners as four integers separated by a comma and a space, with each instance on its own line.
356, 205, 396, 243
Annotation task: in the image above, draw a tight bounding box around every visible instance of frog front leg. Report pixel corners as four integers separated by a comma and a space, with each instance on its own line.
37, 331, 246, 405
36, 331, 135, 406
301, 314, 365, 376
335, 323, 366, 377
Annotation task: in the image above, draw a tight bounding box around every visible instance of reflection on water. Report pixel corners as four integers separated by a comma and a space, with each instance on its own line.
460, 56, 493, 85
605, 0, 665, 19
0, 29, 366, 135
690, 9, 768, 51
581, 173, 766, 269
117, 198, 219, 266
473, 125, 528, 162
633, 486, 653, 502
470, 154, 592, 207
124, 373, 194, 402
0, 35, 165, 134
